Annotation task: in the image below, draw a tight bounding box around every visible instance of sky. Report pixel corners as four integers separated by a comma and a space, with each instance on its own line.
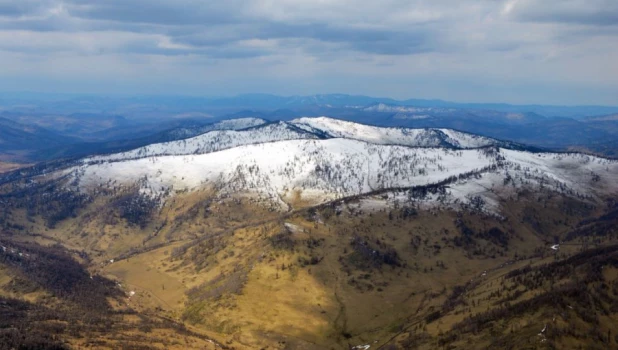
0, 0, 616, 105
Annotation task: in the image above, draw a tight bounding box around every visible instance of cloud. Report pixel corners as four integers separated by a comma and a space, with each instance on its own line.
0, 0, 615, 104
504, 0, 618, 26
66, 0, 244, 26
0, 0, 49, 17
0, 1, 446, 56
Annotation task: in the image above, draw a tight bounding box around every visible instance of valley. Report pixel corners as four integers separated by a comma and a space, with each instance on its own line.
1, 0, 616, 347
1, 117, 617, 349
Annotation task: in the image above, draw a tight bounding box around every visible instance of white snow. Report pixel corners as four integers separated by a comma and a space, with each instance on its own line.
353, 148, 618, 215
67, 139, 495, 205
84, 117, 503, 167
284, 222, 304, 233
37, 117, 618, 213
438, 129, 497, 148
362, 103, 455, 114
499, 149, 618, 195
159, 117, 266, 140
538, 324, 547, 335
209, 117, 266, 130
84, 122, 316, 163
291, 116, 498, 149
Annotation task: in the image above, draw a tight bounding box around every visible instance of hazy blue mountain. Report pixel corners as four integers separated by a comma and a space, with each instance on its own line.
2, 92, 618, 162
0, 117, 76, 155
3, 92, 617, 118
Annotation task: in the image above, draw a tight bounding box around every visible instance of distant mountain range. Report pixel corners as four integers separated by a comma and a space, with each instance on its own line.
1, 92, 618, 162
2, 92, 617, 118
0, 117, 78, 159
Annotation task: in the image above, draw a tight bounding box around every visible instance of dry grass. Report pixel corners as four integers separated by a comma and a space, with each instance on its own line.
2, 185, 617, 349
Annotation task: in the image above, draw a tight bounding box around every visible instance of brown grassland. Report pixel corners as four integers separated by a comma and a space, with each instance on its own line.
1, 182, 618, 349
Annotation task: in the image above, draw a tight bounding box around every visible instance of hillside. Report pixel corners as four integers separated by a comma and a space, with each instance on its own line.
0, 117, 75, 157
83, 121, 314, 164
1, 117, 617, 349
291, 117, 500, 148
33, 117, 268, 161
81, 117, 535, 165
46, 117, 616, 214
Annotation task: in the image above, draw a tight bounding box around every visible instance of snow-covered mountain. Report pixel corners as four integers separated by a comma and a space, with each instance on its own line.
291, 117, 501, 148
48, 117, 618, 213
85, 117, 514, 165
10, 116, 530, 188
70, 140, 495, 204
84, 121, 316, 164
362, 103, 456, 114
160, 117, 267, 140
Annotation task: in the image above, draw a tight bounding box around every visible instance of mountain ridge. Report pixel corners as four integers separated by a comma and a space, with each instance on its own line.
4, 92, 617, 117
14, 117, 613, 217
2, 117, 618, 350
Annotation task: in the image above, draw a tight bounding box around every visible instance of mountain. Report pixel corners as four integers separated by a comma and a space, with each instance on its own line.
33, 117, 268, 161
3, 92, 618, 118
1, 117, 618, 349
13, 116, 614, 211
205, 105, 618, 155
291, 116, 507, 148
293, 107, 618, 153
50, 117, 615, 213
4, 93, 618, 163
362, 103, 548, 125
64, 136, 615, 211
82, 121, 316, 164
69, 117, 546, 174
0, 117, 76, 157
395, 99, 618, 118
0, 111, 131, 138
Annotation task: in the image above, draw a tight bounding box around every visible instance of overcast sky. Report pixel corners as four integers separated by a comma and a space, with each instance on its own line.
0, 0, 616, 105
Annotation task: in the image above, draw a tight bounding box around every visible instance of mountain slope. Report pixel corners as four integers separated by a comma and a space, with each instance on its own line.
0, 111, 130, 137
68, 140, 495, 205
35, 117, 268, 161
5, 117, 615, 217
0, 117, 75, 155
84, 121, 314, 164
84, 116, 531, 167
48, 118, 618, 213
291, 116, 526, 149
2, 117, 618, 349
